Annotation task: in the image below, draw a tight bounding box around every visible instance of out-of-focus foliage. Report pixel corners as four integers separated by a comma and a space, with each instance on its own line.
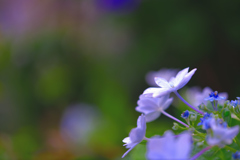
0, 0, 239, 159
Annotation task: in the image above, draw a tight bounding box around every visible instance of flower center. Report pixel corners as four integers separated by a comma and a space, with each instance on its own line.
169, 82, 175, 88
209, 91, 218, 98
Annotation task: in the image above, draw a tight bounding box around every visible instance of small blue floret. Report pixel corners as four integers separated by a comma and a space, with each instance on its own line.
205, 91, 225, 102
197, 112, 212, 126
181, 110, 189, 119
232, 151, 240, 160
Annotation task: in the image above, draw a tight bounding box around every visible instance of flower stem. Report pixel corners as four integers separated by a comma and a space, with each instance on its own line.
190, 146, 212, 160
174, 91, 204, 115
161, 110, 189, 128
143, 137, 150, 141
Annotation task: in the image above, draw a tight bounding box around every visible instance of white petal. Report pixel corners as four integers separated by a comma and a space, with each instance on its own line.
174, 67, 189, 85
157, 94, 170, 106
152, 88, 172, 98
175, 132, 192, 159
145, 111, 161, 122
218, 92, 228, 105
161, 97, 173, 110
147, 137, 166, 159
154, 77, 171, 88
122, 143, 138, 158
202, 87, 213, 94
143, 87, 161, 96
136, 106, 158, 115
169, 77, 177, 85
123, 137, 131, 144
207, 137, 221, 146
129, 128, 145, 143
226, 126, 239, 139
176, 68, 197, 90
137, 114, 146, 129
137, 96, 159, 108
223, 139, 233, 145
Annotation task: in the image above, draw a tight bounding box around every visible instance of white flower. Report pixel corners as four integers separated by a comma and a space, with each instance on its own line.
206, 118, 239, 147
186, 87, 228, 107
136, 94, 173, 122
145, 68, 179, 86
143, 67, 197, 98
146, 130, 192, 160
122, 114, 146, 158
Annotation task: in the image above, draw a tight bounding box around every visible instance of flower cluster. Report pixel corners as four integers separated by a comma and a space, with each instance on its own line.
122, 67, 240, 160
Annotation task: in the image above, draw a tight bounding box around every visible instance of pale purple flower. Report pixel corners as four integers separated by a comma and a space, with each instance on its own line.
206, 118, 239, 147
143, 67, 197, 98
136, 95, 173, 122
145, 68, 179, 87
146, 130, 192, 160
186, 87, 228, 107
122, 114, 146, 158
60, 103, 101, 146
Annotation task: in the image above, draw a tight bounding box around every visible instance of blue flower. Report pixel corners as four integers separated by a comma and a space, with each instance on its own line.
146, 131, 192, 159
205, 91, 226, 102
197, 112, 212, 127
230, 100, 239, 108
206, 118, 239, 147
122, 114, 146, 158
136, 95, 173, 122
232, 151, 240, 160
216, 118, 227, 128
143, 67, 197, 98
186, 87, 228, 108
181, 110, 190, 119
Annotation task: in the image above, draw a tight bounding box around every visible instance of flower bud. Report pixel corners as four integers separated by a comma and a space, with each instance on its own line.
196, 141, 204, 147
172, 122, 179, 130
190, 114, 197, 121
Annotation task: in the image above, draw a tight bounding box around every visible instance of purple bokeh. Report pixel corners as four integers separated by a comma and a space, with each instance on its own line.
97, 0, 140, 12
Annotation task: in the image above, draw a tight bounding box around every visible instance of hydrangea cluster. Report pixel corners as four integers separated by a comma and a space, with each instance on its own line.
122, 67, 240, 160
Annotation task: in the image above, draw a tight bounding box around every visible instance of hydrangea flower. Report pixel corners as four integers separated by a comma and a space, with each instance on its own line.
136, 95, 173, 122
143, 67, 197, 98
186, 87, 228, 107
181, 110, 190, 119
145, 68, 179, 87
205, 91, 226, 102
230, 100, 239, 108
198, 112, 213, 129
146, 131, 192, 160
122, 114, 146, 158
232, 151, 240, 160
206, 118, 239, 147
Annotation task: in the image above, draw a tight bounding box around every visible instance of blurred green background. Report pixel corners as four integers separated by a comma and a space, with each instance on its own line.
0, 0, 240, 159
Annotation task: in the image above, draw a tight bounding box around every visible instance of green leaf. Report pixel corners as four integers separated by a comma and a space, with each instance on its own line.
222, 109, 232, 125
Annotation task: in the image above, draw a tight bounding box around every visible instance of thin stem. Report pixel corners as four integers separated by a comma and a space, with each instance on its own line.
211, 101, 217, 111
143, 137, 150, 141
174, 91, 204, 115
215, 100, 218, 111
190, 146, 212, 160
161, 110, 189, 128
